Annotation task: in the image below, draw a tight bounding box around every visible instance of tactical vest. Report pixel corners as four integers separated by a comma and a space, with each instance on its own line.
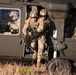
26, 21, 38, 33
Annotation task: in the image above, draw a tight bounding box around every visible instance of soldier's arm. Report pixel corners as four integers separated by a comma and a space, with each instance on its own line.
10, 19, 20, 30
22, 20, 29, 36
10, 23, 19, 30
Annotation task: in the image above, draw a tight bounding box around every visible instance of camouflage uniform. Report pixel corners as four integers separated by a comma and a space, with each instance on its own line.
72, 27, 76, 38
22, 11, 38, 59
8, 11, 20, 34
36, 9, 50, 68
31, 6, 38, 13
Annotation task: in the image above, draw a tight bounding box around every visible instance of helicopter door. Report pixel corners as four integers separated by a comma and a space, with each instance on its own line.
0, 7, 24, 57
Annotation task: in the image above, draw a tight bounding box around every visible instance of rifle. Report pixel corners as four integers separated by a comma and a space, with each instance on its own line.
24, 26, 33, 48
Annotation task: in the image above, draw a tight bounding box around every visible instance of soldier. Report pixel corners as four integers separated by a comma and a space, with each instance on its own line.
71, 11, 76, 39
31, 6, 38, 14
7, 11, 20, 34
72, 27, 76, 38
36, 9, 50, 68
22, 11, 38, 60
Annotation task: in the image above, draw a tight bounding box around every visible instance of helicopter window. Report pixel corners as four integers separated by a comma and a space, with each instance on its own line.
0, 8, 20, 35
64, 8, 76, 39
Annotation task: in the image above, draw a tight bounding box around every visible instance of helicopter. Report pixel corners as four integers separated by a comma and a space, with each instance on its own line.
0, 0, 76, 75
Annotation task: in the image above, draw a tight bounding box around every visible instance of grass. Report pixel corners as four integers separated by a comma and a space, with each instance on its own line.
0, 60, 75, 75
0, 62, 48, 75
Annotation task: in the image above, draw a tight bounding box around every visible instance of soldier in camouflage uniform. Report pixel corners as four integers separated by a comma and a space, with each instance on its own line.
22, 11, 38, 60
71, 11, 76, 39
31, 5, 38, 13
36, 9, 50, 68
72, 27, 76, 38
7, 11, 20, 34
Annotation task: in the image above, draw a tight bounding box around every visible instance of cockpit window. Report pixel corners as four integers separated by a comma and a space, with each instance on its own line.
64, 8, 76, 39
0, 8, 20, 35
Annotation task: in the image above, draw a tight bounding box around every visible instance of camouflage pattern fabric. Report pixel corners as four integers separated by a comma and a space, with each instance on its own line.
72, 27, 76, 38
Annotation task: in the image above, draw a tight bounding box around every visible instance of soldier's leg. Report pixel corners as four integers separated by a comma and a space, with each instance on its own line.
31, 41, 37, 59
37, 38, 44, 68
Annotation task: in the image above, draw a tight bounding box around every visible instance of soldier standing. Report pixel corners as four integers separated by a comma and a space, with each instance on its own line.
36, 9, 50, 68
22, 11, 38, 60
7, 11, 20, 34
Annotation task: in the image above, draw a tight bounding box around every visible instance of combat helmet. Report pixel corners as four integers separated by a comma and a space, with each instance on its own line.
29, 11, 37, 18
40, 9, 47, 16
9, 11, 19, 17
